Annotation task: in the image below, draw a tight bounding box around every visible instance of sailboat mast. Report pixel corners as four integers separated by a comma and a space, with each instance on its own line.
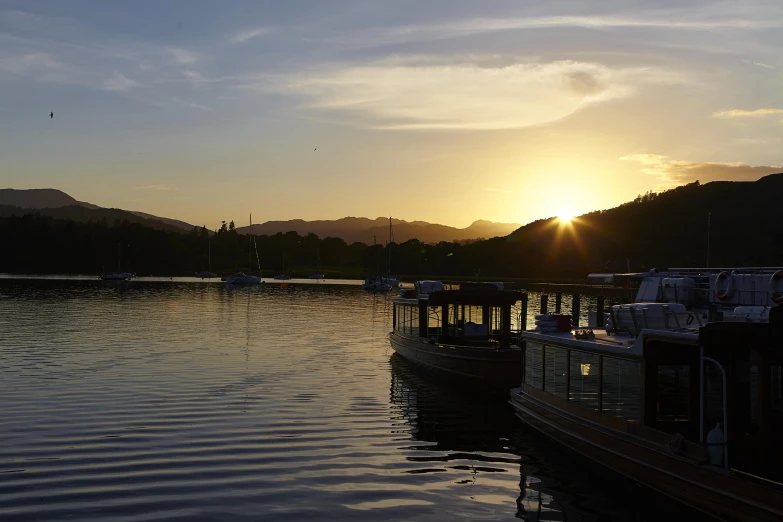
208, 231, 211, 271
117, 242, 121, 272
388, 217, 392, 277
249, 213, 253, 272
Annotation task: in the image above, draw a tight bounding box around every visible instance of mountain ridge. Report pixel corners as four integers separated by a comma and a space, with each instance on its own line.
0, 188, 519, 244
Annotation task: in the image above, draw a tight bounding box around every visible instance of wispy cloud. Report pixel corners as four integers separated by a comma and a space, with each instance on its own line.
742, 59, 774, 69
621, 153, 782, 187
285, 57, 675, 130
136, 185, 173, 191
104, 72, 139, 92
713, 108, 783, 118
167, 47, 198, 64
230, 27, 270, 45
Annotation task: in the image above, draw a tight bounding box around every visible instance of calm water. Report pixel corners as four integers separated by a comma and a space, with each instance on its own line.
0, 280, 709, 521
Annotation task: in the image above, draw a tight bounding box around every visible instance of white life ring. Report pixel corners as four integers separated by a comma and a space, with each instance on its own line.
715, 271, 733, 301
770, 270, 783, 304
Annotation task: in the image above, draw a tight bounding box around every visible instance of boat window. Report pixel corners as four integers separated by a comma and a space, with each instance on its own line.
428, 306, 440, 335
570, 351, 600, 411
524, 342, 543, 390
602, 358, 641, 421
407, 305, 416, 335
657, 365, 690, 422
544, 345, 568, 399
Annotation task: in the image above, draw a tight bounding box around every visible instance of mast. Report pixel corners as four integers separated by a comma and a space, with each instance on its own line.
117, 242, 121, 273
249, 213, 253, 272
388, 216, 392, 277
208, 229, 211, 271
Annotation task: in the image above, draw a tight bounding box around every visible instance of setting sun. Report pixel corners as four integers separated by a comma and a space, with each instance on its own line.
558, 211, 575, 223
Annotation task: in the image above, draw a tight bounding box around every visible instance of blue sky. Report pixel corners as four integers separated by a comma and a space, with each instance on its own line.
1, 1, 781, 228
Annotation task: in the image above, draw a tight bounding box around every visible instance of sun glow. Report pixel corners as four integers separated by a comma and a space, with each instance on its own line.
557, 211, 575, 223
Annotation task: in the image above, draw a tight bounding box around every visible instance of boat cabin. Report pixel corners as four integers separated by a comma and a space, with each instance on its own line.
518, 303, 783, 484
393, 282, 522, 349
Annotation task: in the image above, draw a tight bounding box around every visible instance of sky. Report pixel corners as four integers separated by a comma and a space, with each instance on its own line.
1, 0, 782, 229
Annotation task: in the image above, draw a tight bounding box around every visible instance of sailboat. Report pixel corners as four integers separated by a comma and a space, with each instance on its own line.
362, 235, 391, 291
100, 242, 134, 281
307, 247, 325, 279
226, 214, 263, 285
195, 229, 217, 279
273, 251, 291, 279
382, 217, 400, 288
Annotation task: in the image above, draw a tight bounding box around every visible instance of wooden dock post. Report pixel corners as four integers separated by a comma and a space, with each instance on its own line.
572, 293, 580, 327
597, 295, 605, 328
555, 292, 562, 313
540, 294, 549, 315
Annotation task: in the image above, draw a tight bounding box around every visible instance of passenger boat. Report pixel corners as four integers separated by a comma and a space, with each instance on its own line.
389, 281, 523, 393
510, 301, 783, 521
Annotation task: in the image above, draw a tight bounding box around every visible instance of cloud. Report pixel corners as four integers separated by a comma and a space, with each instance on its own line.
351, 10, 783, 47
621, 153, 782, 187
167, 47, 198, 64
230, 27, 270, 45
713, 108, 783, 118
104, 72, 139, 92
286, 57, 669, 130
136, 185, 173, 191
742, 59, 774, 69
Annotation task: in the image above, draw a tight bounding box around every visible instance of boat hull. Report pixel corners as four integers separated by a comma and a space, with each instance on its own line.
100, 272, 132, 281
389, 333, 521, 393
225, 275, 262, 284
509, 387, 783, 522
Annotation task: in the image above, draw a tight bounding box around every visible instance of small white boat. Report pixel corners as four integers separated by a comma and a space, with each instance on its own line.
101, 243, 133, 280
100, 271, 133, 281
382, 276, 400, 288
274, 274, 291, 280
226, 272, 262, 285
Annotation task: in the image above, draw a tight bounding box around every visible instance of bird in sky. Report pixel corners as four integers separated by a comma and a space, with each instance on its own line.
314, 148, 317, 151
50, 111, 53, 119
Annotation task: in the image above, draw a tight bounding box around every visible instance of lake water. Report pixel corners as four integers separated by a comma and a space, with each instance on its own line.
0, 279, 710, 521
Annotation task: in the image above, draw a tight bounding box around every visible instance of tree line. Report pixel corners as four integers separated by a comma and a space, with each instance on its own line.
2, 174, 782, 279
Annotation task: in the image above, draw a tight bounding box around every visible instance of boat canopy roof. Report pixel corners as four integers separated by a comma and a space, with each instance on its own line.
426, 285, 521, 307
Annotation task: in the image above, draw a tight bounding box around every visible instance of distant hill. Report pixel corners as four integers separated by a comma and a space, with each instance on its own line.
0, 188, 99, 210
236, 217, 520, 244
0, 188, 196, 232
499, 173, 783, 278
0, 204, 189, 233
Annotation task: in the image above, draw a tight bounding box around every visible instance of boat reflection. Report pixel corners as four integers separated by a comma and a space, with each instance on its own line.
388, 354, 712, 522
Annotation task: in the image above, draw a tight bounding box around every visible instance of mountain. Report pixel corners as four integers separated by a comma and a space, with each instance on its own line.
0, 204, 189, 233
499, 173, 783, 278
236, 217, 520, 244
128, 211, 196, 232
0, 188, 196, 232
0, 188, 99, 210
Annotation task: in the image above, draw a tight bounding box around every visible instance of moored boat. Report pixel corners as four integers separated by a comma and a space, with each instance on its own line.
226, 272, 261, 285
510, 301, 783, 521
389, 281, 523, 393
273, 274, 291, 280
362, 276, 391, 291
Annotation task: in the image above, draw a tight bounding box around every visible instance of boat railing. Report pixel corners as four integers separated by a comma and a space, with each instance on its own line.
611, 304, 702, 336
